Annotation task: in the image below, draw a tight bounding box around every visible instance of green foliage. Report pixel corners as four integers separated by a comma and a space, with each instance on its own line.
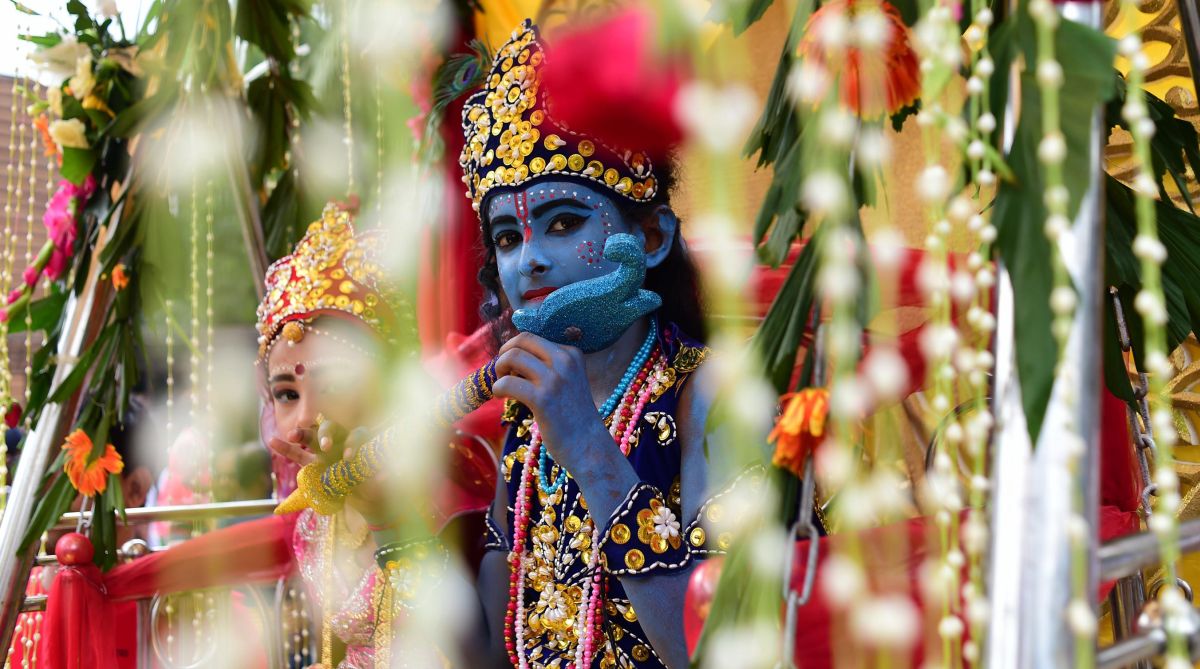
987, 9, 1115, 443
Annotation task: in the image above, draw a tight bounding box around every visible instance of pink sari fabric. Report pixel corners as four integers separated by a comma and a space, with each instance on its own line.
293, 510, 378, 669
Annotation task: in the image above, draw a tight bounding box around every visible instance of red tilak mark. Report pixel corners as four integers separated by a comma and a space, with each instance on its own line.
517, 191, 532, 243
294, 363, 306, 376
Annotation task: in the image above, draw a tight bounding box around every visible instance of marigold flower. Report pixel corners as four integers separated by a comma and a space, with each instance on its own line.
112, 263, 129, 290
769, 388, 831, 478
62, 428, 123, 497
797, 0, 920, 118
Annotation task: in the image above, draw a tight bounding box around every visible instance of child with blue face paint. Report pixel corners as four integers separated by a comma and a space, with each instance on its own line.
460, 21, 740, 669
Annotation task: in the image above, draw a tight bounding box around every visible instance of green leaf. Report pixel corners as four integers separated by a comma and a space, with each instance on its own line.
2, 292, 69, 334
751, 226, 823, 393
19, 32, 61, 47
20, 475, 75, 553
48, 325, 114, 404
721, 0, 775, 35
7, 0, 40, 15
990, 13, 1115, 444
60, 147, 97, 185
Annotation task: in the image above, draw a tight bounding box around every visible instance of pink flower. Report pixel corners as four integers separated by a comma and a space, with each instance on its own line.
0, 310, 7, 323
44, 187, 77, 249
44, 248, 69, 281
7, 288, 23, 305
22, 265, 40, 286
43, 175, 94, 252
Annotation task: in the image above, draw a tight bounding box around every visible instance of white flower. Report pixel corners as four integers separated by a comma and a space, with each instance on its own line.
917, 165, 950, 203
68, 54, 95, 100
99, 0, 119, 18
28, 36, 90, 84
787, 61, 829, 104
857, 127, 891, 167
863, 348, 909, 402
48, 118, 88, 150
854, 9, 892, 50
1133, 234, 1167, 263
1050, 285, 1076, 316
1036, 60, 1064, 88
1134, 290, 1167, 325
802, 170, 848, 215
966, 139, 986, 161
978, 112, 997, 133
675, 82, 758, 154
1038, 132, 1066, 165
1066, 599, 1096, 637
821, 554, 865, 607
651, 505, 680, 540
850, 596, 920, 647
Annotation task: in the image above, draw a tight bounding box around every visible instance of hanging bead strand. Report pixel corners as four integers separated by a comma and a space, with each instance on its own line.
0, 68, 21, 409
1117, 14, 1187, 667
204, 181, 215, 461
10, 70, 29, 416
24, 82, 39, 415
340, 0, 355, 195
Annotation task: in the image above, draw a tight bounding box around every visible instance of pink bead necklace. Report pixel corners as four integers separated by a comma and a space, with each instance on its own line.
506, 347, 664, 668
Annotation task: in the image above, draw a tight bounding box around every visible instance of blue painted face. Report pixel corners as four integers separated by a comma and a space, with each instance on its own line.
484, 180, 676, 311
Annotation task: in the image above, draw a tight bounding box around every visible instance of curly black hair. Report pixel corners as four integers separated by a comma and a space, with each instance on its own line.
475, 160, 706, 353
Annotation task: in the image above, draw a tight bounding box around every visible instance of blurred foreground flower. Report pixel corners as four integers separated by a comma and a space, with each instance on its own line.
797, 0, 920, 117
4, 402, 21, 429
540, 9, 685, 159
48, 118, 89, 150
62, 429, 123, 497
769, 388, 830, 478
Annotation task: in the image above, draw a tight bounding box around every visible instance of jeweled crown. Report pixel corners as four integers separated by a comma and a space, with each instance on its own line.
458, 20, 659, 216
255, 204, 400, 358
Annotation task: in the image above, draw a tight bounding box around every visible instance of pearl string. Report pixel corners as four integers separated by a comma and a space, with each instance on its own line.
538, 318, 658, 494
24, 81, 37, 413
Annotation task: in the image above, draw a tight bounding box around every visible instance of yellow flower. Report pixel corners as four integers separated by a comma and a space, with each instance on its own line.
768, 388, 830, 478
62, 429, 123, 497
48, 118, 89, 151
82, 93, 114, 118
112, 263, 129, 290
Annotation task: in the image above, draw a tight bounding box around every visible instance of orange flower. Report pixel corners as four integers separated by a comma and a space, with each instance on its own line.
769, 388, 830, 478
112, 263, 129, 291
62, 428, 123, 497
797, 0, 920, 118
32, 114, 58, 158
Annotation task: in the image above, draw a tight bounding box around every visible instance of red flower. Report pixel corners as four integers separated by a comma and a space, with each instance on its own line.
797, 0, 920, 118
769, 388, 831, 478
540, 9, 686, 160
6, 288, 23, 305
62, 429, 123, 497
22, 265, 40, 286
4, 403, 21, 429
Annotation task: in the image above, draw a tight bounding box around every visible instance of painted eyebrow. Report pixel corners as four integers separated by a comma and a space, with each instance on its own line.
531, 198, 591, 219
268, 373, 296, 385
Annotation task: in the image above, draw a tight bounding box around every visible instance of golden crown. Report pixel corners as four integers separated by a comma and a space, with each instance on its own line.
458, 20, 660, 215
255, 204, 400, 358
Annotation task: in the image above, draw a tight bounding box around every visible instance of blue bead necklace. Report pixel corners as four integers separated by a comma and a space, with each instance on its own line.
537, 319, 658, 495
